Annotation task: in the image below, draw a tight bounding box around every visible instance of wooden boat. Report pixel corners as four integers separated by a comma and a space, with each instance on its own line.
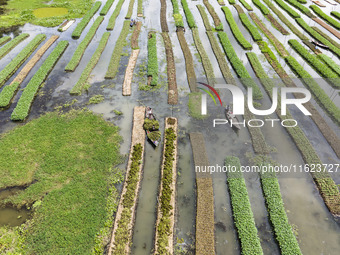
312, 0, 326, 7
311, 40, 329, 49
324, 0, 337, 5
225, 106, 241, 131
144, 107, 161, 147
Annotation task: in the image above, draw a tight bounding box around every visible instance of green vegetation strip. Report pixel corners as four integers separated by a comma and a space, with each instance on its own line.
203, 0, 223, 30
138, 0, 143, 16
0, 34, 45, 88
72, 1, 101, 39
192, 28, 215, 83
171, 0, 184, 27
65, 16, 104, 72
125, 0, 136, 19
228, 0, 236, 4
225, 156, 263, 255
288, 39, 340, 88
296, 18, 340, 59
285, 56, 340, 125
11, 41, 68, 121
100, 0, 115, 15
107, 0, 125, 30
147, 33, 158, 86
239, 0, 253, 11
284, 0, 314, 17
248, 51, 340, 216
311, 26, 340, 49
310, 5, 340, 30
221, 7, 252, 49
155, 123, 177, 255
105, 21, 131, 79
318, 54, 340, 76
0, 33, 29, 60
272, 0, 300, 18
234, 5, 262, 41
0, 110, 122, 254
218, 32, 263, 99
262, 0, 307, 40
249, 12, 289, 57
71, 32, 110, 95
197, 5, 212, 31
181, 0, 197, 28
252, 0, 269, 15
0, 36, 11, 47
331, 11, 340, 21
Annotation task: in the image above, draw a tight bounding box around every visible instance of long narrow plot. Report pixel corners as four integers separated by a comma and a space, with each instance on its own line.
147, 32, 158, 86
107, 106, 146, 255
100, 0, 115, 15
189, 132, 215, 255
0, 33, 29, 60
0, 36, 11, 47
105, 21, 130, 79
65, 16, 104, 72
154, 118, 178, 255
107, 0, 125, 30
0, 34, 46, 87
0, 35, 59, 108
70, 32, 110, 95
11, 40, 69, 121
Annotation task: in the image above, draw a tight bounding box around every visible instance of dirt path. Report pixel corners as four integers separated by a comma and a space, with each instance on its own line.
154, 117, 178, 255
108, 106, 146, 255
189, 132, 215, 255
312, 17, 340, 40
122, 49, 140, 96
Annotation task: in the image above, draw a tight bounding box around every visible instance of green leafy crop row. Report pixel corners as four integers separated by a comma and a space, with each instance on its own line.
203, 0, 223, 30
0, 36, 11, 47
252, 0, 270, 15
147, 33, 159, 86
156, 128, 176, 255
285, 56, 340, 125
197, 5, 212, 31
106, 0, 125, 30
296, 18, 340, 58
310, 5, 340, 30
311, 26, 340, 49
288, 39, 340, 88
239, 12, 263, 41
171, 0, 184, 27
181, 0, 197, 28
65, 16, 104, 72
0, 33, 29, 60
113, 143, 143, 254
225, 156, 264, 255
318, 54, 340, 76
239, 0, 253, 11
221, 7, 252, 49
11, 40, 69, 121
125, 0, 136, 19
331, 11, 340, 21
105, 21, 130, 79
138, 0, 143, 16
100, 0, 115, 15
284, 0, 313, 17
0, 34, 45, 88
272, 0, 300, 18
72, 1, 101, 39
217, 32, 263, 99
71, 32, 110, 95
296, 0, 306, 3
228, 0, 236, 4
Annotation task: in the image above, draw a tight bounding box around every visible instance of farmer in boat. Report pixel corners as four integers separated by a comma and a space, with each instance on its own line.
146, 107, 154, 119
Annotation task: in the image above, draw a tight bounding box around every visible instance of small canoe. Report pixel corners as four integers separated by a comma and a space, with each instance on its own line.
324, 0, 337, 5
225, 109, 241, 131
58, 19, 75, 32
312, 40, 329, 49
144, 107, 161, 147
312, 0, 326, 7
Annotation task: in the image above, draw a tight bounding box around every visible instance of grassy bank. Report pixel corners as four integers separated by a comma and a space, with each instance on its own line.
0, 109, 123, 254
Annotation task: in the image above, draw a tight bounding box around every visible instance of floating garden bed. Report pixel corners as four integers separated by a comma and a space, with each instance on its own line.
107, 0, 125, 30
234, 5, 262, 41
100, 0, 115, 16
221, 7, 252, 50
160, 0, 169, 32
71, 32, 110, 95
0, 36, 11, 47
225, 156, 264, 255
58, 19, 75, 32
0, 34, 45, 88
318, 54, 340, 76
0, 35, 58, 108
0, 33, 29, 60
197, 5, 212, 31
203, 0, 223, 30
284, 0, 314, 17
272, 0, 300, 18
105, 21, 131, 79
11, 40, 69, 121
138, 0, 143, 17
71, 1, 101, 39
311, 26, 340, 49
331, 11, 340, 21
181, 0, 197, 28
310, 5, 340, 30
239, 0, 253, 11
147, 32, 158, 86
171, 0, 184, 27
65, 16, 104, 72
125, 0, 136, 19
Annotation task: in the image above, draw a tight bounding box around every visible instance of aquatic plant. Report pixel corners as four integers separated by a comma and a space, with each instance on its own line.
106, 0, 125, 30
310, 5, 340, 30
181, 0, 197, 28
271, 0, 300, 18
0, 33, 29, 60
100, 0, 115, 15
147, 32, 159, 86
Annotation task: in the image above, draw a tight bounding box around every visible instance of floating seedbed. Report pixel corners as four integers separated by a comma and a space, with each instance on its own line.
311, 17, 340, 40
154, 117, 178, 255
11, 40, 69, 121
0, 35, 58, 108
100, 0, 115, 15
0, 33, 29, 60
170, 0, 184, 28
181, 0, 197, 29
239, 0, 253, 11
197, 5, 212, 31
107, 106, 146, 255
0, 34, 46, 88
311, 0, 326, 7
225, 156, 263, 255
131, 21, 142, 49
71, 32, 110, 95
57, 19, 75, 32
137, 0, 143, 17
123, 50, 140, 96
160, 0, 169, 32
189, 132, 215, 255
284, 0, 315, 18
107, 0, 125, 30
0, 36, 11, 47
147, 32, 158, 86
105, 21, 131, 79
71, 1, 101, 39
318, 54, 340, 76
311, 26, 340, 49
125, 0, 136, 19
65, 16, 104, 72
272, 0, 300, 18
203, 0, 223, 30
331, 11, 340, 20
